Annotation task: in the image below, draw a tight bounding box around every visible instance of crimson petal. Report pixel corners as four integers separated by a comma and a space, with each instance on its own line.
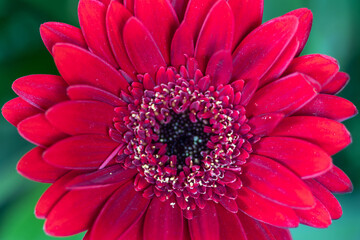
53, 43, 128, 95
46, 100, 115, 135
17, 147, 67, 183
206, 50, 233, 86
236, 187, 299, 228
78, 0, 118, 67
144, 197, 184, 240
44, 184, 119, 236
315, 165, 353, 193
18, 113, 68, 147
254, 137, 332, 178
271, 116, 351, 155
248, 113, 284, 137
40, 22, 87, 55
123, 17, 167, 77
215, 204, 247, 240
294, 198, 332, 228
322, 72, 349, 94
43, 134, 119, 170
295, 94, 358, 122
243, 155, 315, 208
89, 181, 150, 240
232, 15, 298, 81
170, 0, 188, 21
2, 97, 42, 126
246, 73, 318, 117
189, 202, 220, 240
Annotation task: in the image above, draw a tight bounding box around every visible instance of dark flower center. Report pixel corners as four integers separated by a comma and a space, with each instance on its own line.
158, 112, 211, 170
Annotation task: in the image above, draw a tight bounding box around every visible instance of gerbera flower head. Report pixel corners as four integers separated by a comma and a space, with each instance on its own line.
2, 0, 357, 239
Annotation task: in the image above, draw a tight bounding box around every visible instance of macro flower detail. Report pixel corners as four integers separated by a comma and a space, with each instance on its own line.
1, 0, 357, 239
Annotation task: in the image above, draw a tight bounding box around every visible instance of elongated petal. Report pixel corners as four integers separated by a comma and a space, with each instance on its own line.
285, 54, 339, 87
215, 204, 247, 240
46, 100, 114, 135
12, 75, 68, 110
135, 0, 179, 63
243, 155, 315, 208
189, 202, 220, 240
67, 85, 126, 107
305, 179, 342, 219
254, 137, 332, 178
44, 184, 119, 236
43, 134, 119, 170
2, 98, 42, 126
40, 22, 87, 54
284, 8, 313, 56
294, 198, 332, 228
18, 113, 68, 147
170, 0, 188, 21
228, 0, 263, 51
247, 73, 318, 117
35, 171, 81, 218
78, 0, 118, 67
53, 43, 129, 95
295, 94, 358, 122
236, 187, 299, 228
322, 72, 349, 94
106, 1, 135, 76
123, 17, 167, 77
206, 50, 233, 86
271, 116, 351, 155
89, 182, 150, 240
67, 165, 137, 189
232, 16, 298, 81
144, 197, 183, 240
315, 166, 353, 193
17, 147, 67, 183
195, 0, 234, 71
248, 113, 284, 137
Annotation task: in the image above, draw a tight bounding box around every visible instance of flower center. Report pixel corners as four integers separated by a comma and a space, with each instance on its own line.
158, 112, 211, 170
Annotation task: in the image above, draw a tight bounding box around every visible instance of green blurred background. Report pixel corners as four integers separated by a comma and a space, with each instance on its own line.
0, 0, 359, 239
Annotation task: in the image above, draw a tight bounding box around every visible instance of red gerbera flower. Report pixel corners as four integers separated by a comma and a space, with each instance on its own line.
2, 0, 357, 239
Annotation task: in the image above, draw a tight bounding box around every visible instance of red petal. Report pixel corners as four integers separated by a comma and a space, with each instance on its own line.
118, 216, 145, 240
322, 72, 349, 94
106, 1, 135, 77
35, 171, 81, 218
89, 181, 150, 240
315, 165, 353, 193
170, 0, 188, 22
2, 98, 42, 126
305, 179, 342, 219
67, 165, 137, 189
144, 197, 183, 240
238, 210, 292, 240
294, 198, 331, 228
271, 116, 351, 155
40, 22, 87, 55
46, 100, 114, 135
259, 38, 299, 87
236, 187, 299, 228
206, 50, 233, 86
189, 202, 220, 240
135, 0, 179, 63
254, 137, 332, 178
232, 16, 298, 81
12, 75, 68, 110
243, 155, 315, 208
18, 113, 68, 147
295, 94, 358, 122
228, 0, 263, 51
43, 134, 119, 170
285, 54, 339, 87
240, 78, 259, 106
215, 204, 247, 240
67, 85, 125, 107
44, 184, 119, 236
194, 0, 234, 71
284, 8, 313, 56
78, 0, 118, 67
247, 73, 318, 117
248, 113, 284, 137
123, 17, 167, 77
53, 43, 128, 95
17, 147, 67, 183
124, 0, 135, 13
